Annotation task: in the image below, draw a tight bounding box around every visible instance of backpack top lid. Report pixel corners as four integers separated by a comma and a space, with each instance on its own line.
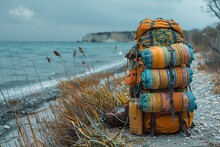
135, 18, 184, 41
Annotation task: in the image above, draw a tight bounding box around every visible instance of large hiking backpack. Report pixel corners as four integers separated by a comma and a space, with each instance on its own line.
126, 18, 197, 136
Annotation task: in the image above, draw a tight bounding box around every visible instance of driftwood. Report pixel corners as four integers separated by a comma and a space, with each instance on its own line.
209, 43, 220, 54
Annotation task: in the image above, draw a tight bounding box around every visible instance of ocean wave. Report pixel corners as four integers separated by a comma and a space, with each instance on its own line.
0, 59, 127, 101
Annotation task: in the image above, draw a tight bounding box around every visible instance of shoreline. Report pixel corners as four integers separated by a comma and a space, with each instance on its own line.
0, 64, 127, 140
1, 53, 220, 146
0, 86, 61, 138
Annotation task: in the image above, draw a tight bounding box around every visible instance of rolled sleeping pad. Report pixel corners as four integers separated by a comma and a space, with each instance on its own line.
141, 43, 194, 68
141, 66, 193, 89
138, 92, 197, 113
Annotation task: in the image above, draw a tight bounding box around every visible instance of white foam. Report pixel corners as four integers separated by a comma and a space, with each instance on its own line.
118, 51, 123, 55
0, 79, 59, 101
86, 58, 126, 74
0, 59, 127, 101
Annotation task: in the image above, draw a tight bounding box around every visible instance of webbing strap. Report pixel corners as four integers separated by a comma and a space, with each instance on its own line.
190, 122, 196, 129
166, 20, 179, 44
134, 44, 140, 68
150, 20, 155, 28
135, 44, 143, 87
172, 30, 177, 43
169, 81, 175, 122
178, 112, 191, 137
149, 30, 154, 47
168, 46, 176, 122
186, 112, 196, 131
187, 112, 191, 128
188, 84, 193, 93
150, 113, 155, 136
166, 20, 173, 28
142, 111, 146, 133
135, 43, 141, 58
186, 64, 193, 93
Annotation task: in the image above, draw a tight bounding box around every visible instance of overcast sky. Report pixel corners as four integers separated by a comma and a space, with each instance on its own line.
0, 0, 219, 41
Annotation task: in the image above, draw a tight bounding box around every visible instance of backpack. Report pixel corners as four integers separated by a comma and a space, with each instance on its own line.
126, 18, 197, 136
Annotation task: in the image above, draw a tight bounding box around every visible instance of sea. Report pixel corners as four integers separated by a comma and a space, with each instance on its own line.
0, 41, 135, 101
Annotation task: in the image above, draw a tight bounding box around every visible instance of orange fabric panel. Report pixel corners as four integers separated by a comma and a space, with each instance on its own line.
144, 112, 194, 134
129, 101, 143, 136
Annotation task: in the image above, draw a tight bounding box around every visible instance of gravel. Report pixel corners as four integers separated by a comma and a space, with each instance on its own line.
0, 87, 61, 138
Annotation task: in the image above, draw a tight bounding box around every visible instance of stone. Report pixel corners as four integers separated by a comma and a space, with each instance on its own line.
3, 125, 10, 129
215, 136, 220, 139
21, 111, 26, 114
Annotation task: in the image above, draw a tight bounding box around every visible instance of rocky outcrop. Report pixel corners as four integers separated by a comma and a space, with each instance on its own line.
82, 31, 136, 42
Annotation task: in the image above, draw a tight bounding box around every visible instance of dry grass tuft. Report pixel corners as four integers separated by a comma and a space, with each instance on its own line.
46, 57, 51, 63
2, 46, 130, 146
197, 62, 207, 70
53, 50, 62, 58
78, 47, 85, 56
45, 71, 130, 146
193, 44, 207, 53
212, 73, 220, 94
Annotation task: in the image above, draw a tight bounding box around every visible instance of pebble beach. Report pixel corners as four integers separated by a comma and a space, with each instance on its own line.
0, 53, 220, 146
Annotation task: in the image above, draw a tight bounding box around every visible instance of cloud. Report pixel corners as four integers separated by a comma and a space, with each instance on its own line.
0, 0, 218, 41
9, 6, 34, 19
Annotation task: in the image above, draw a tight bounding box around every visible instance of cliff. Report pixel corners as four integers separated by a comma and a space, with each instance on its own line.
82, 31, 136, 42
